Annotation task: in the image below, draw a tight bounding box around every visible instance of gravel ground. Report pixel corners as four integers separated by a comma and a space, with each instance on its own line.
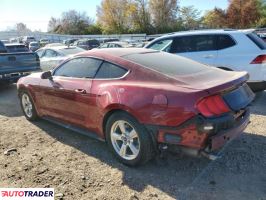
0, 84, 265, 200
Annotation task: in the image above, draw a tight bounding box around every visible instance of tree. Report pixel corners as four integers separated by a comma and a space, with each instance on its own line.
203, 8, 227, 28
149, 0, 179, 33
48, 17, 59, 32
96, 0, 133, 34
130, 0, 152, 33
48, 10, 94, 34
226, 0, 261, 28
16, 23, 31, 34
179, 6, 201, 30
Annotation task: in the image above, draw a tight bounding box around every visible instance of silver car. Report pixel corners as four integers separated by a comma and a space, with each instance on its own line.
36, 46, 85, 71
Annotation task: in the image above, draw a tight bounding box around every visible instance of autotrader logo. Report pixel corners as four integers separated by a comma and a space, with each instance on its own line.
0, 188, 54, 199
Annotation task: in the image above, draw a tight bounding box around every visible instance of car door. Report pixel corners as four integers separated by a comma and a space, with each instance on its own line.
169, 35, 218, 65
38, 57, 103, 129
40, 49, 62, 71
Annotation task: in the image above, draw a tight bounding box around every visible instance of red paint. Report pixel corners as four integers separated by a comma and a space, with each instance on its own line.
17, 48, 251, 151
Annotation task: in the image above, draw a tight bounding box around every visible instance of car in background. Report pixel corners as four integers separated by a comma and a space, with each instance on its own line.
40, 38, 50, 47
17, 48, 254, 166
29, 41, 40, 52
0, 40, 40, 84
1, 40, 10, 44
98, 41, 130, 49
98, 38, 119, 44
36, 46, 85, 71
63, 38, 78, 46
145, 29, 266, 91
45, 43, 65, 47
5, 43, 30, 53
73, 39, 100, 50
22, 36, 36, 47
258, 34, 266, 42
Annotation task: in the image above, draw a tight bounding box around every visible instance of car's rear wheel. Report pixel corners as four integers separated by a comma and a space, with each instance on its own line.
19, 91, 38, 121
106, 112, 154, 166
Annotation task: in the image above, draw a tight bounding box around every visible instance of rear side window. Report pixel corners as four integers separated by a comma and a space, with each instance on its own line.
217, 35, 236, 50
54, 57, 102, 78
171, 35, 216, 53
95, 62, 128, 79
0, 41, 7, 53
246, 33, 266, 50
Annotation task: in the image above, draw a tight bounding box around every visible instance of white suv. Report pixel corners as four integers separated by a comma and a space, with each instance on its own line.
145, 30, 266, 91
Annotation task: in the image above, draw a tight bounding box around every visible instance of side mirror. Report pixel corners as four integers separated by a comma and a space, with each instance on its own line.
41, 71, 52, 80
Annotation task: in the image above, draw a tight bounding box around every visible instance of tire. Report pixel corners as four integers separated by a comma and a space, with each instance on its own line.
106, 112, 155, 166
247, 82, 266, 92
19, 91, 39, 121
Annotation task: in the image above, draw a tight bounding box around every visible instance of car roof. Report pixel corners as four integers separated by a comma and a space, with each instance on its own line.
41, 45, 76, 50
78, 48, 157, 57
5, 43, 25, 46
155, 29, 250, 40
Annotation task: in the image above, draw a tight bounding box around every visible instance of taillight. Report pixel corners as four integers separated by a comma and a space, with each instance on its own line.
196, 95, 230, 117
250, 55, 266, 64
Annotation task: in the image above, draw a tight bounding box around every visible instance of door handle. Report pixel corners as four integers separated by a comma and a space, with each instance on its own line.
74, 89, 87, 94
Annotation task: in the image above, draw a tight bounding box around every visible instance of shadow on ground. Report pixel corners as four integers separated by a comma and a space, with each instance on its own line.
33, 119, 266, 200
250, 91, 266, 116
0, 84, 22, 117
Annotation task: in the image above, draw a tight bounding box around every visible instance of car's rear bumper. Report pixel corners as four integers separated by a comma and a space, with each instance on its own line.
208, 108, 250, 151
146, 108, 250, 152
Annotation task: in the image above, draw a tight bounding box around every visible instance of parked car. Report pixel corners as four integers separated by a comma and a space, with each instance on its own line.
36, 46, 85, 71
1, 40, 10, 44
73, 39, 100, 50
63, 39, 78, 46
0, 41, 40, 84
145, 29, 266, 91
39, 38, 50, 47
4, 43, 30, 53
17, 48, 254, 166
98, 41, 130, 48
98, 38, 119, 44
22, 36, 36, 47
29, 42, 40, 52
258, 33, 266, 42
45, 43, 65, 47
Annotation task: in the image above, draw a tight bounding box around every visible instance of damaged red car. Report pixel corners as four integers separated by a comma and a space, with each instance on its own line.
17, 48, 254, 166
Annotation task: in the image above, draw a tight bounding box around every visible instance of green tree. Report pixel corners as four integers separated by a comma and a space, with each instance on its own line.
179, 6, 201, 30
96, 0, 133, 34
149, 0, 179, 33
203, 8, 227, 28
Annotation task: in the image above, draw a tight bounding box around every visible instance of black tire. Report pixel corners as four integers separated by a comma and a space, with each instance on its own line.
247, 82, 266, 92
106, 112, 155, 166
19, 90, 39, 121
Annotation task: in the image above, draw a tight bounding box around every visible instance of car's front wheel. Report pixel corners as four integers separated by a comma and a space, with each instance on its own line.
106, 112, 155, 166
19, 91, 39, 121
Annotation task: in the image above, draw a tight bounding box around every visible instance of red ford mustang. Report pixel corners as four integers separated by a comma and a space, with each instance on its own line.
17, 48, 254, 166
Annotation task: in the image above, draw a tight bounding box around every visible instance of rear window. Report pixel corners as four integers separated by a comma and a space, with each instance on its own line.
6, 45, 29, 53
123, 51, 208, 76
95, 62, 128, 79
246, 33, 266, 50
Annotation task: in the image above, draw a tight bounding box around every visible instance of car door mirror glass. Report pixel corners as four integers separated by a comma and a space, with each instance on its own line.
41, 71, 52, 80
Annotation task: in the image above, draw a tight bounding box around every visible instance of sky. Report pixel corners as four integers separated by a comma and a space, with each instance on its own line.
0, 0, 228, 32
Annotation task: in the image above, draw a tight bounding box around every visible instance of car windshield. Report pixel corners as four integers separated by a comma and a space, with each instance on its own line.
59, 47, 85, 55
123, 51, 209, 76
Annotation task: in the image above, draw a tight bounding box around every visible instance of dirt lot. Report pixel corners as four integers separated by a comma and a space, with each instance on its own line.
0, 84, 266, 200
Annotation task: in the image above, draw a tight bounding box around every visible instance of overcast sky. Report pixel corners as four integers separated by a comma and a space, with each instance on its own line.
0, 0, 228, 32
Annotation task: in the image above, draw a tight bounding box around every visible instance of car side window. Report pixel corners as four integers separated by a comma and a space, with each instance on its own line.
101, 43, 108, 48
171, 35, 216, 53
95, 62, 128, 79
148, 39, 173, 51
44, 49, 58, 58
54, 57, 103, 78
217, 35, 236, 50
